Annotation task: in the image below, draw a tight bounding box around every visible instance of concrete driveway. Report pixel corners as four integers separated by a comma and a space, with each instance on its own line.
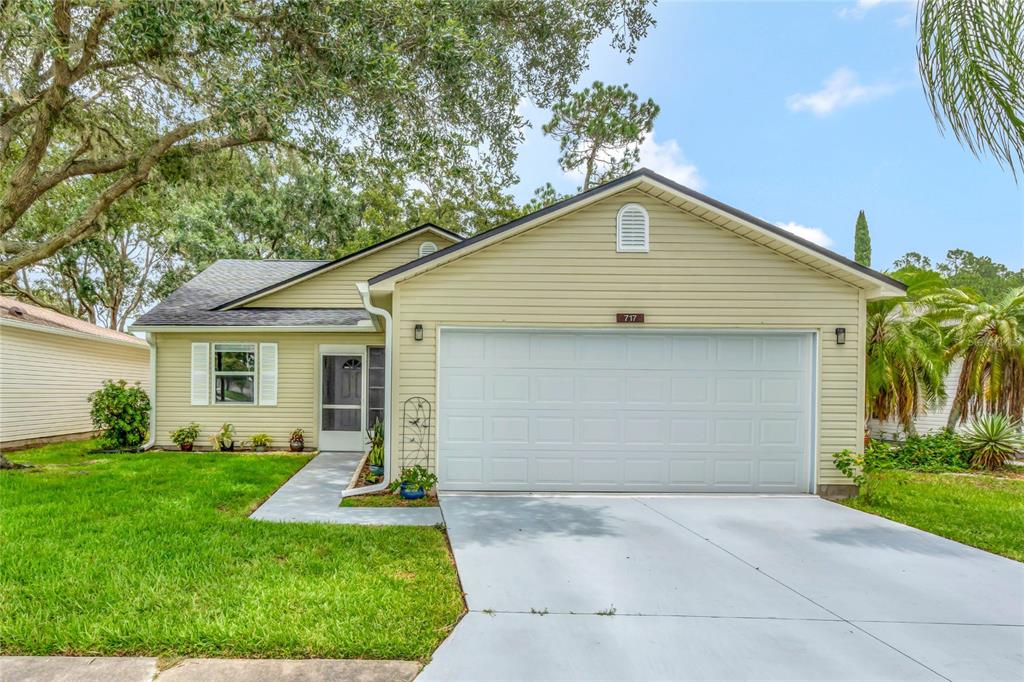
420, 495, 1024, 681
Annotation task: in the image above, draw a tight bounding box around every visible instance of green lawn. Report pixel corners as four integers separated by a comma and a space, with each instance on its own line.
0, 441, 463, 660
342, 493, 438, 508
843, 470, 1024, 562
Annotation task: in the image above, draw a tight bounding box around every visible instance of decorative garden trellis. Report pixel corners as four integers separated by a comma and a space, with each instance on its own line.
400, 396, 433, 471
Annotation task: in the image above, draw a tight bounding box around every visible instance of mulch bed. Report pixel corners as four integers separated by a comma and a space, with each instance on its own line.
344, 460, 439, 507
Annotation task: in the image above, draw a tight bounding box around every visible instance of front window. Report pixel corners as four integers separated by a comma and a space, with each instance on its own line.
213, 343, 256, 403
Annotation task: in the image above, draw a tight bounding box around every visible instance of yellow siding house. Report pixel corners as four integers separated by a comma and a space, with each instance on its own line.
132, 172, 905, 496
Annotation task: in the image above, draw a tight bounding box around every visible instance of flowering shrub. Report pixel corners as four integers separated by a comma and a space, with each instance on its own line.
89, 379, 150, 450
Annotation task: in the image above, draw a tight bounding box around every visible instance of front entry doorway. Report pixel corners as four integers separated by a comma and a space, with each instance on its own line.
319, 346, 366, 451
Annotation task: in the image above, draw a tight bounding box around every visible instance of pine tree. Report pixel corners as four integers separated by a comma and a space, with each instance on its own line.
854, 210, 872, 267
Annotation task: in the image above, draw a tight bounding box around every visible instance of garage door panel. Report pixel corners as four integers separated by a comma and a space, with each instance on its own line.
438, 330, 814, 493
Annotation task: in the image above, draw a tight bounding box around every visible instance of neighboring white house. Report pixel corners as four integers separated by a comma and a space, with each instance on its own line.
0, 297, 151, 450
868, 358, 965, 440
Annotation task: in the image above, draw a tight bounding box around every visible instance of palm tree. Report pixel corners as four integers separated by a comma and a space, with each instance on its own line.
928, 286, 1024, 425
917, 0, 1024, 176
865, 271, 950, 432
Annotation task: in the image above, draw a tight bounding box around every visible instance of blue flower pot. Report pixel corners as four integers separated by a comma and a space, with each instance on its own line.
369, 464, 384, 476
399, 483, 426, 500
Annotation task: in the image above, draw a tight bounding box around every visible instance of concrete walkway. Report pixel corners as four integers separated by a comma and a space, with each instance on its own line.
421, 494, 1024, 681
249, 451, 443, 526
0, 656, 420, 682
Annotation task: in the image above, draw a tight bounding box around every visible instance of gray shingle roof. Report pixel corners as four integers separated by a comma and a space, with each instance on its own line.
133, 260, 370, 327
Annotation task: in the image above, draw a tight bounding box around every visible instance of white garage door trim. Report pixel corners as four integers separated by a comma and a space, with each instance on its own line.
437, 327, 819, 494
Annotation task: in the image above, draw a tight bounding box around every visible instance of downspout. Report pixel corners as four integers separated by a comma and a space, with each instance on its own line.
343, 282, 392, 497
140, 332, 157, 451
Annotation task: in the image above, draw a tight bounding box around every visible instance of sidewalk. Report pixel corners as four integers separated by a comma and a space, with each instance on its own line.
0, 657, 420, 682
249, 451, 443, 526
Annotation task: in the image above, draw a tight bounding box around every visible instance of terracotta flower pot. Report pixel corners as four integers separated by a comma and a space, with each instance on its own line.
180, 442, 194, 452
289, 440, 304, 452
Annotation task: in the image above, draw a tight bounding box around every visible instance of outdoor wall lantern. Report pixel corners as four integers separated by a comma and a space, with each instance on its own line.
835, 327, 846, 345
414, 324, 424, 342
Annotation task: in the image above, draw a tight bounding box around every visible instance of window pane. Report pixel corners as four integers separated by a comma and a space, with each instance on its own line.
322, 408, 360, 431
215, 349, 255, 372
368, 408, 384, 430
216, 375, 254, 403
368, 386, 384, 410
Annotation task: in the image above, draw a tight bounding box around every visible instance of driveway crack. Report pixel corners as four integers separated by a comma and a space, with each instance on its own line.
632, 497, 952, 682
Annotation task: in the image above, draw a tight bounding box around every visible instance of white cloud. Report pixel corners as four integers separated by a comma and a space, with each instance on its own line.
774, 221, 834, 248
563, 129, 705, 190
635, 132, 704, 190
786, 68, 901, 116
838, 0, 914, 20
838, 0, 885, 19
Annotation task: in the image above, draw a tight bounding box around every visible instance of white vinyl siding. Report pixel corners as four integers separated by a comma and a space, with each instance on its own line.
0, 325, 149, 446
391, 189, 864, 486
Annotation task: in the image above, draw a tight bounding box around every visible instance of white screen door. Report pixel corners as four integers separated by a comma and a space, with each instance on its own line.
319, 352, 364, 451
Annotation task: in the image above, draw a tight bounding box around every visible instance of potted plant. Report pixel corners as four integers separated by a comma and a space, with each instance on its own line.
250, 433, 273, 453
209, 423, 236, 452
289, 428, 305, 452
366, 419, 384, 476
169, 423, 201, 452
389, 465, 438, 500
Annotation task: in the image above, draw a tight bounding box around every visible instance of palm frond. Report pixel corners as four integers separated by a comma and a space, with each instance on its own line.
918, 0, 1024, 176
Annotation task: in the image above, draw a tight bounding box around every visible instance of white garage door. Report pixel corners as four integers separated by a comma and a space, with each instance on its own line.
438, 329, 815, 493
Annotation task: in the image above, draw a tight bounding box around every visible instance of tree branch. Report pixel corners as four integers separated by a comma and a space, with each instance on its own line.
0, 121, 271, 279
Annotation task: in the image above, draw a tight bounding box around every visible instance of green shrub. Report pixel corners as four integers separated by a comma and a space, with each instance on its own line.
872, 431, 971, 472
834, 430, 971, 485
89, 379, 150, 450
961, 414, 1024, 470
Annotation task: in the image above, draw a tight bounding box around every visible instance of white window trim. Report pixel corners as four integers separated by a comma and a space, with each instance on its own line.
616, 203, 650, 253
212, 342, 258, 405
419, 240, 438, 257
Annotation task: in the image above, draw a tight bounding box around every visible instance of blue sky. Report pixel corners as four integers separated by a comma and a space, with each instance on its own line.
511, 0, 1024, 271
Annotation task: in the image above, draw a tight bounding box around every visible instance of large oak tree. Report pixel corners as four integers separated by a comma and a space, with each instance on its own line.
0, 0, 654, 280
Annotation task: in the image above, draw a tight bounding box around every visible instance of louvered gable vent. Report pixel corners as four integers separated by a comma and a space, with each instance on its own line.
616, 203, 649, 252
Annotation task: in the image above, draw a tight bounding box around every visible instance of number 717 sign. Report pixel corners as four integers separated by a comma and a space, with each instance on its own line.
616, 313, 645, 323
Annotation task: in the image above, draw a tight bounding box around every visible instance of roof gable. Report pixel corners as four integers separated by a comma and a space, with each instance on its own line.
369, 169, 906, 299
218, 223, 461, 310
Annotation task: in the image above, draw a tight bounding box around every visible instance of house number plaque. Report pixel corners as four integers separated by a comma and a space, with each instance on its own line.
616, 313, 645, 323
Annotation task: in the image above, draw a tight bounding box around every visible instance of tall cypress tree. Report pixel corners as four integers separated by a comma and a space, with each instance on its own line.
854, 210, 872, 267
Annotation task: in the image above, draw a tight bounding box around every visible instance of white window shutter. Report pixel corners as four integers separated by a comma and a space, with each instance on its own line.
190, 343, 210, 405
259, 343, 278, 406
617, 203, 650, 252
